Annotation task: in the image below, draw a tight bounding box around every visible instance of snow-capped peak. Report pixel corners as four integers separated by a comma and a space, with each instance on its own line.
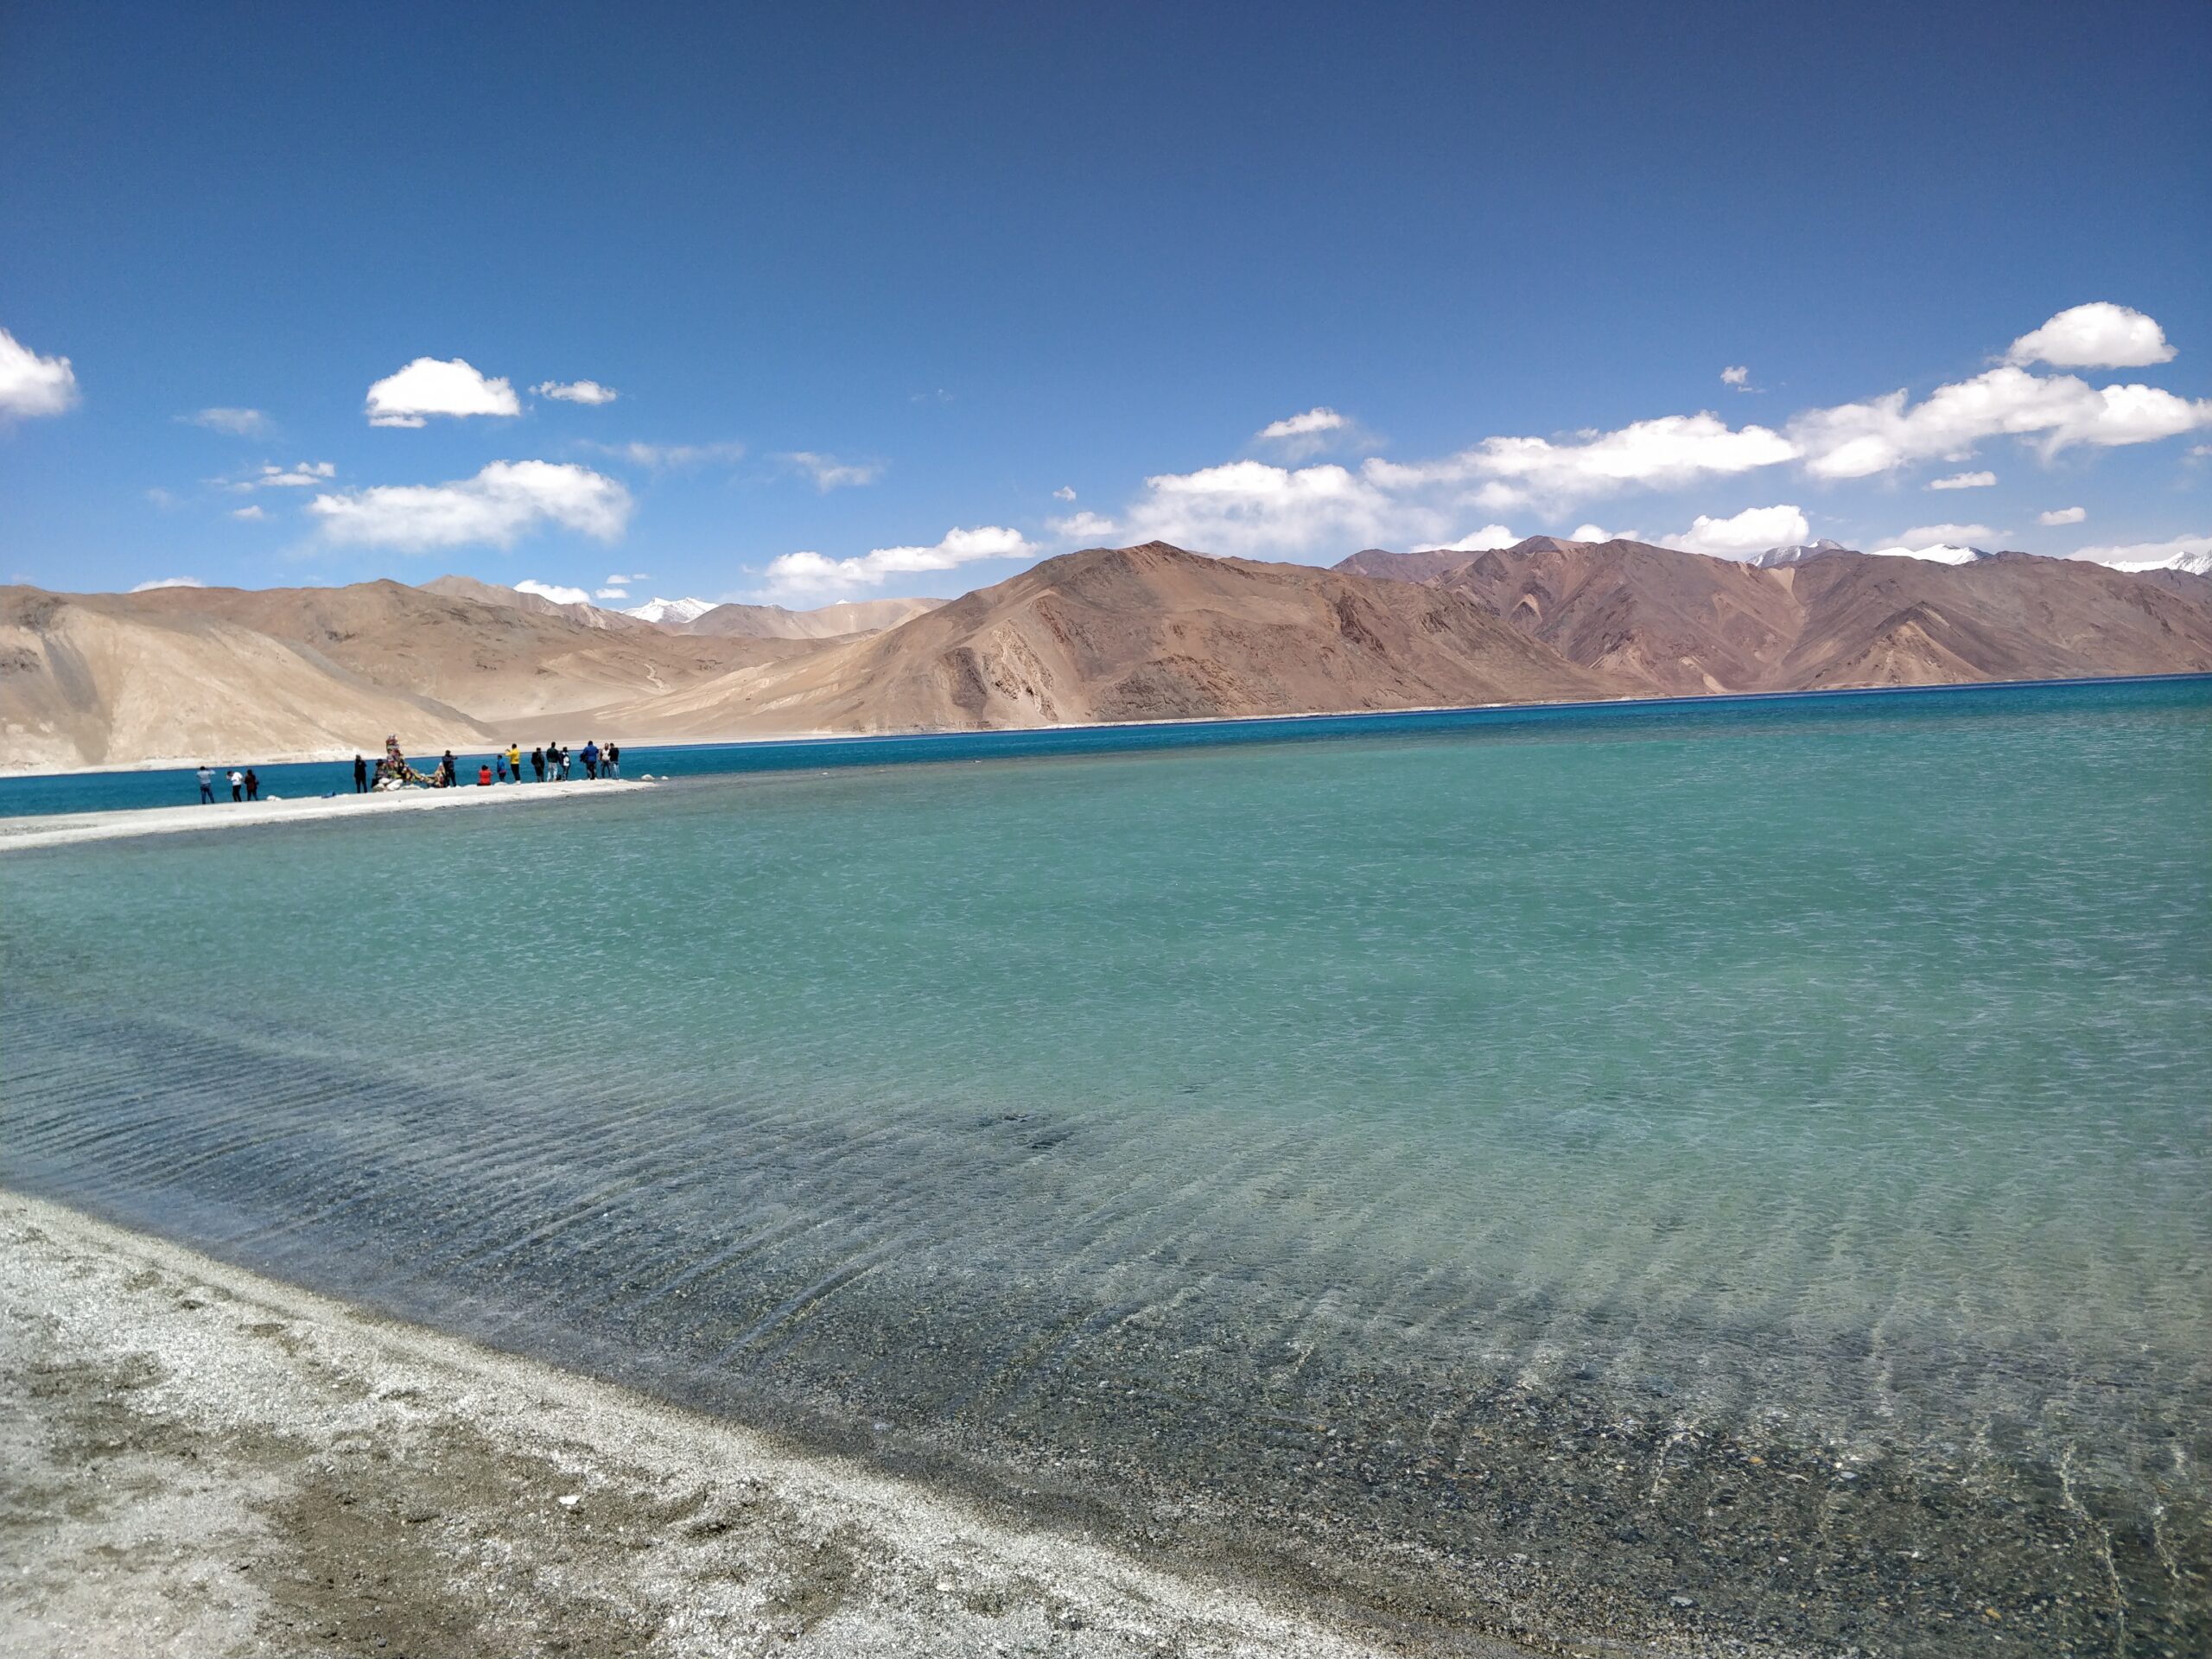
1745, 539, 1852, 568
2112, 549, 2212, 577
624, 596, 716, 626
1867, 543, 1994, 565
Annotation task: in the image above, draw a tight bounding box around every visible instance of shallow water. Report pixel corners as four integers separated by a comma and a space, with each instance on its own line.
6, 678, 2209, 1653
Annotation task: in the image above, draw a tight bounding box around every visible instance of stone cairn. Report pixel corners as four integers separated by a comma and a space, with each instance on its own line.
372, 734, 435, 791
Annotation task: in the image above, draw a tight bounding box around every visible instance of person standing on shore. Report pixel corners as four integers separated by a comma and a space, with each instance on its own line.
531, 746, 546, 782
227, 768, 245, 803
353, 753, 368, 794
604, 741, 620, 779
582, 739, 601, 780
440, 750, 457, 788
507, 742, 523, 782
558, 745, 572, 780
495, 751, 508, 783
198, 764, 215, 804
244, 768, 260, 802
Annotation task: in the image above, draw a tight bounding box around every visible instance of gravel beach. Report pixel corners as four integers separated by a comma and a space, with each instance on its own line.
0, 1192, 1517, 1659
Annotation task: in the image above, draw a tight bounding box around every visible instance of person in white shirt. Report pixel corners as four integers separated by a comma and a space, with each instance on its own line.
227, 769, 245, 803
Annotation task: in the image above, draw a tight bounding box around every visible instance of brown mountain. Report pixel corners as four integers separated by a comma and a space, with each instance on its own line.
417, 574, 658, 632
0, 587, 493, 772
682, 594, 947, 639
115, 579, 819, 726
581, 543, 1626, 739
1338, 538, 2212, 694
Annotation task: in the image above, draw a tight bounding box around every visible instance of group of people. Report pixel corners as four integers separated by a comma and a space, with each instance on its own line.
195, 764, 259, 803
347, 740, 623, 791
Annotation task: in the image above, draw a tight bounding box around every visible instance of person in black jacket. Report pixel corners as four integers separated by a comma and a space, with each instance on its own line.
353, 753, 368, 793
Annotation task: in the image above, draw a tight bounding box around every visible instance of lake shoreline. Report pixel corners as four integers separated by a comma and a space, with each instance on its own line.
0, 775, 656, 852
0, 1191, 1490, 1659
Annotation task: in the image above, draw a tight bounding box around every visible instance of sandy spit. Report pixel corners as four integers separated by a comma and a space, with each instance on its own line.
0, 1194, 1517, 1659
0, 777, 656, 853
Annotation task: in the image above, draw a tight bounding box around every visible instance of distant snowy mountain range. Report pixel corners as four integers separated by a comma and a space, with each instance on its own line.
622, 596, 717, 626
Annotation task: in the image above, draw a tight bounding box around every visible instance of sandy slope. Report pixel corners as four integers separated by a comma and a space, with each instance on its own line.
681, 594, 948, 639
0, 1192, 1497, 1659
0, 590, 492, 772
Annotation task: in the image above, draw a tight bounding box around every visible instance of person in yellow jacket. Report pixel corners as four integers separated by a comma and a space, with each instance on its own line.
506, 742, 523, 782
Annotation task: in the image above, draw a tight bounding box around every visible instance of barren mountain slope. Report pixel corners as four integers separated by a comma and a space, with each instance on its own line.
0, 588, 491, 772
584, 543, 1627, 737
114, 580, 819, 724
1340, 540, 2212, 694
417, 574, 655, 632
1778, 552, 2212, 688
683, 595, 948, 639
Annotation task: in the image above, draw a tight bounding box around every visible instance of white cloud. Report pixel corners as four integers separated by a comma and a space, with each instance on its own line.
0, 327, 79, 420
1663, 503, 1810, 559
755, 525, 1032, 601
365, 357, 520, 427
1255, 405, 1357, 459
582, 439, 746, 471
1893, 522, 1996, 547
2005, 303, 2176, 370
1569, 523, 1633, 543
1121, 459, 1427, 558
1052, 486, 1077, 502
1792, 366, 2211, 479
1721, 365, 1751, 390
782, 451, 882, 490
533, 378, 619, 404
1928, 470, 1996, 490
594, 586, 629, 599
2063, 531, 2212, 573
2038, 506, 2087, 526
308, 461, 632, 552
604, 571, 648, 584
516, 579, 592, 606
1368, 412, 1800, 508
184, 406, 270, 436
1050, 511, 1119, 542
230, 461, 335, 491
130, 575, 205, 591
232, 505, 266, 521
1416, 524, 1520, 553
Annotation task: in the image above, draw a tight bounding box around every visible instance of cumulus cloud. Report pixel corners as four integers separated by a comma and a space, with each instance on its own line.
184, 407, 270, 436
0, 327, 79, 420
2005, 302, 2176, 369
755, 525, 1032, 601
1721, 365, 1754, 391
1368, 412, 1800, 509
1893, 522, 1996, 547
1052, 486, 1077, 501
231, 505, 266, 521
1416, 524, 1521, 553
604, 571, 648, 584
582, 439, 746, 471
1050, 511, 1119, 543
1255, 406, 1359, 459
594, 587, 629, 599
516, 579, 592, 606
1663, 504, 1810, 559
130, 575, 206, 591
2038, 506, 2087, 526
1928, 470, 1996, 490
1568, 523, 1637, 543
365, 357, 520, 427
308, 461, 632, 551
2063, 531, 2211, 572
1120, 460, 1428, 558
1789, 365, 2211, 479
533, 379, 619, 404
782, 451, 883, 490
229, 461, 335, 491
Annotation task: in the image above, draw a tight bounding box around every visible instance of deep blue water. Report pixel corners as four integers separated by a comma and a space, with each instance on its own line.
3, 673, 2206, 817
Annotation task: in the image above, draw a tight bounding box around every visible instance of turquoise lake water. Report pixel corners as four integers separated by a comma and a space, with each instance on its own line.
4, 678, 2208, 1653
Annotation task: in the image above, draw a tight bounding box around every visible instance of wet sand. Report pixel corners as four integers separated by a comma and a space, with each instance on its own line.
0, 778, 655, 853
0, 1193, 1516, 1659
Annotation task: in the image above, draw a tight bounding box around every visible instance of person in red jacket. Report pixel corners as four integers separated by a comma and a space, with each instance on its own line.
477, 762, 493, 785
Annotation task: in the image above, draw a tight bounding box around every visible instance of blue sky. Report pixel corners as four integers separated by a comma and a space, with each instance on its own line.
3, 1, 2208, 605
